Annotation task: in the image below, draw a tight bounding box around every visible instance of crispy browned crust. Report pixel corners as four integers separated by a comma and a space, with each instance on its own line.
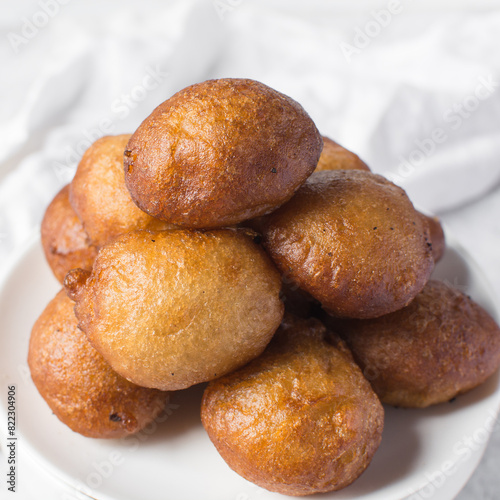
331, 280, 500, 408
201, 315, 384, 496
124, 78, 323, 228
41, 185, 98, 283
419, 212, 446, 262
28, 290, 168, 438
315, 136, 370, 173
69, 134, 173, 247
66, 228, 284, 391
260, 170, 434, 319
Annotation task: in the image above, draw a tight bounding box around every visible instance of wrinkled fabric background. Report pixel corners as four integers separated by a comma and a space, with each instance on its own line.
1, 0, 499, 498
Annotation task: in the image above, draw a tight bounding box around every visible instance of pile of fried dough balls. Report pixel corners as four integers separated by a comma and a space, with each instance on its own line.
30, 78, 500, 496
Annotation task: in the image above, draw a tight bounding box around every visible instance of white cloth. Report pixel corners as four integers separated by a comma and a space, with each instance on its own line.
1, 1, 500, 498
1, 1, 500, 256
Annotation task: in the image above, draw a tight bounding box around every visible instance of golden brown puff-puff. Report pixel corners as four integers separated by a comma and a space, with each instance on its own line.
259, 170, 434, 319
330, 280, 500, 408
419, 212, 446, 263
65, 228, 284, 391
246, 138, 369, 235
124, 78, 323, 229
311, 139, 445, 264
315, 136, 370, 173
201, 315, 384, 496
41, 185, 98, 283
28, 290, 168, 438
69, 134, 174, 248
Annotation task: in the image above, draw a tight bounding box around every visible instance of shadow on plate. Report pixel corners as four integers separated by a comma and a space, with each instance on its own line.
133, 382, 207, 446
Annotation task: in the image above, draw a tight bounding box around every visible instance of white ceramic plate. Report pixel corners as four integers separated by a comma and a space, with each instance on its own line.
1, 232, 499, 500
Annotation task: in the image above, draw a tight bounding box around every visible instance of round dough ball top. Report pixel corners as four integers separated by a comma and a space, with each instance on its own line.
124, 78, 323, 228
70, 134, 173, 248
28, 290, 168, 438
260, 170, 435, 319
41, 185, 98, 283
66, 228, 284, 391
332, 280, 500, 408
201, 315, 384, 496
315, 136, 370, 173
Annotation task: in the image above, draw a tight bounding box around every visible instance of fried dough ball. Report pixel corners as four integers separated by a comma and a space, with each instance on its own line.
419, 212, 446, 262
69, 134, 173, 247
332, 280, 500, 408
124, 78, 323, 229
28, 290, 168, 438
201, 315, 384, 496
315, 136, 370, 173
65, 228, 284, 391
41, 185, 98, 283
260, 170, 434, 319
